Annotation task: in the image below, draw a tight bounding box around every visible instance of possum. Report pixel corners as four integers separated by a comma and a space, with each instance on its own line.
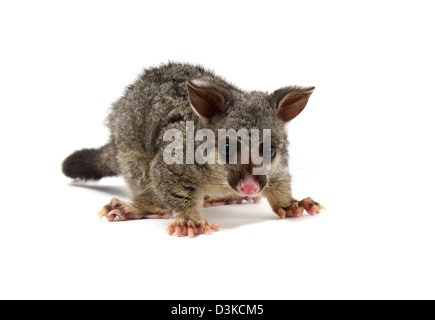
62, 62, 324, 237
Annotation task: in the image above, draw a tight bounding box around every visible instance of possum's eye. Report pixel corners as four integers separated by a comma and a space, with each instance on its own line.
261, 145, 275, 160
224, 142, 231, 161
218, 138, 237, 164
218, 141, 232, 162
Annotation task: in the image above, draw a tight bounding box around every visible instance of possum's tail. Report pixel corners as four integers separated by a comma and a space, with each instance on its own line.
62, 143, 120, 180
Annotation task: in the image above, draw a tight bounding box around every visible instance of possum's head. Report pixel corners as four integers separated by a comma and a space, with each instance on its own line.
186, 80, 314, 196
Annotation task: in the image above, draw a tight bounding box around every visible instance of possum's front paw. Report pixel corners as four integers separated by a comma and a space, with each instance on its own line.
276, 197, 325, 219
166, 219, 222, 238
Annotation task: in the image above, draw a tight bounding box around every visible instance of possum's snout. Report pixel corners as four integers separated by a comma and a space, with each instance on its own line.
228, 171, 267, 196
237, 175, 260, 195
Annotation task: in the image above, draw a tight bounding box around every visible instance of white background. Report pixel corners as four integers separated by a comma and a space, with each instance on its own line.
1, 0, 434, 299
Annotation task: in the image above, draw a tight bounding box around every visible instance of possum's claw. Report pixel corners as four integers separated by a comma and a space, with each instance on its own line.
277, 197, 325, 219
166, 219, 222, 238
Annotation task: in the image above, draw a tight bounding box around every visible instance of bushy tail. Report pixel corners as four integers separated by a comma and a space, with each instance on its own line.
62, 143, 119, 180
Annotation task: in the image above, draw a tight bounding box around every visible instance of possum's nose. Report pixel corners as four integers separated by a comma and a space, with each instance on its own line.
239, 183, 258, 195
237, 176, 259, 195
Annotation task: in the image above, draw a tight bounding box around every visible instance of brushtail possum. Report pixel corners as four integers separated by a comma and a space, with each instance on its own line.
62, 62, 324, 237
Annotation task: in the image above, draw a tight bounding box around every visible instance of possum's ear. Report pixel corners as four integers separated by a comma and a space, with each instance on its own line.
186, 82, 226, 118
271, 87, 315, 122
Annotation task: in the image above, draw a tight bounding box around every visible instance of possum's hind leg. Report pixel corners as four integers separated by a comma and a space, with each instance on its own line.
98, 149, 170, 221
98, 198, 170, 221
203, 195, 262, 207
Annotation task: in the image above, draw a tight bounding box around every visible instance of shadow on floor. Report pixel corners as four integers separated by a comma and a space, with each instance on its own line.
68, 180, 129, 198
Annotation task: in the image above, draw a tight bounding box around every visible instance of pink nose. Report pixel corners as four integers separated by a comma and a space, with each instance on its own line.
238, 183, 259, 195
